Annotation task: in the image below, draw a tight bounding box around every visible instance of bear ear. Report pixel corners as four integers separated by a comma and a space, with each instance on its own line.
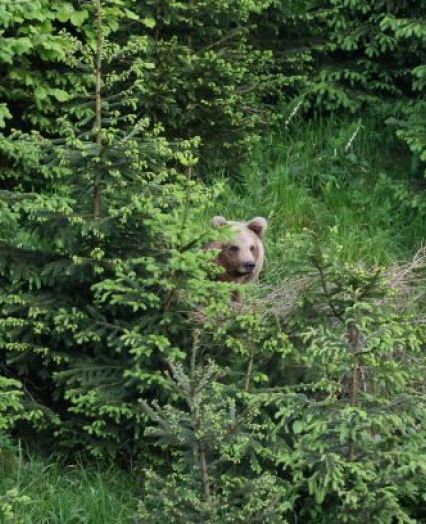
247, 217, 267, 238
211, 216, 228, 228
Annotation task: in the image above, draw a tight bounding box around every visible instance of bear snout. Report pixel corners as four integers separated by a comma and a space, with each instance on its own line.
242, 261, 256, 272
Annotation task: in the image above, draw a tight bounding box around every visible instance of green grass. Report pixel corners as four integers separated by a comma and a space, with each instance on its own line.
1, 452, 138, 523
205, 115, 426, 282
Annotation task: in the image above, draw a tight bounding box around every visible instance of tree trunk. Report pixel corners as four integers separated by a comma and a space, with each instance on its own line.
93, 0, 103, 219
348, 323, 361, 461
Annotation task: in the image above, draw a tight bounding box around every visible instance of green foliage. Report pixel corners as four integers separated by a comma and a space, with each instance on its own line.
0, 0, 306, 172
125, 0, 300, 162
306, 0, 426, 178
0, 376, 24, 431
0, 0, 79, 133
309, 0, 426, 109
261, 234, 426, 522
138, 333, 294, 523
0, 452, 137, 524
0, 438, 31, 524
0, 487, 31, 524
0, 372, 29, 524
136, 232, 426, 522
1, 0, 426, 521
0, 0, 229, 458
393, 100, 426, 178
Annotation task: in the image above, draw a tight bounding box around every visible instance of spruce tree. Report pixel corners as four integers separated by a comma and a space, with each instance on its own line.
139, 330, 295, 523
0, 0, 226, 458
119, 0, 306, 164
263, 236, 426, 522
307, 0, 426, 176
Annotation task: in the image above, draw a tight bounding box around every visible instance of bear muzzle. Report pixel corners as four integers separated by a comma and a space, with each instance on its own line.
237, 262, 256, 274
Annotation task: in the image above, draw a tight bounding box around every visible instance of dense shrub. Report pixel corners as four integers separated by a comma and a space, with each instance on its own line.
138, 346, 295, 523
269, 236, 426, 522
137, 234, 426, 522
308, 0, 426, 109
130, 0, 285, 157
0, 0, 308, 173
0, 0, 79, 135
307, 0, 426, 175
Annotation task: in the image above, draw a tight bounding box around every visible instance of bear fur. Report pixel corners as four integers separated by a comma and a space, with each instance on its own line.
208, 216, 267, 287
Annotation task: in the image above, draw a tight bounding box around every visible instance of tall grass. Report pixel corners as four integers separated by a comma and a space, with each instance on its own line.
205, 116, 426, 282
1, 452, 138, 523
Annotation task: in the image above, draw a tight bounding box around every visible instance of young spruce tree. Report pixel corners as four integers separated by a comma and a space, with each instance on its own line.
265, 235, 426, 522
138, 329, 295, 523
0, 0, 227, 459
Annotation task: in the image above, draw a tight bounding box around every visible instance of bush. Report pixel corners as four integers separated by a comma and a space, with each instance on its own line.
0, 379, 30, 524
136, 233, 426, 522
261, 235, 426, 522
0, 0, 309, 173
138, 346, 295, 523
305, 0, 426, 178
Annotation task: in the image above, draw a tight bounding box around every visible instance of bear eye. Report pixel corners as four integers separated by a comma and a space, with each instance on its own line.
229, 245, 239, 253
250, 245, 255, 253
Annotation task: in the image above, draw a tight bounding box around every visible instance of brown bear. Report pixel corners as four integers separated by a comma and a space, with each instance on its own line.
208, 216, 267, 296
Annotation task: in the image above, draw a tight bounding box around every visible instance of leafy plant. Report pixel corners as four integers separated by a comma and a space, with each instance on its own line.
305, 0, 426, 181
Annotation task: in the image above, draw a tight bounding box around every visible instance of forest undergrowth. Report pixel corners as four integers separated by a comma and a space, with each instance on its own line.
208, 115, 426, 275
2, 114, 426, 523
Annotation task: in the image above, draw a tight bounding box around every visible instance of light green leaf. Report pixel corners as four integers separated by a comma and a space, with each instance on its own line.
124, 9, 139, 21
293, 420, 304, 434
142, 17, 156, 28
34, 86, 47, 101
70, 10, 89, 27
52, 89, 70, 102
55, 3, 74, 23
0, 104, 12, 127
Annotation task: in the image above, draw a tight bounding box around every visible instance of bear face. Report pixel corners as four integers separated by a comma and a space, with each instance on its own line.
209, 216, 267, 285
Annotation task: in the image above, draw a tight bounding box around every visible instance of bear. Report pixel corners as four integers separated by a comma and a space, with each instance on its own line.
208, 216, 267, 300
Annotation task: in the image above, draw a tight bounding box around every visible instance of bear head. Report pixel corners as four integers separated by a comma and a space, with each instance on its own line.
210, 215, 267, 284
